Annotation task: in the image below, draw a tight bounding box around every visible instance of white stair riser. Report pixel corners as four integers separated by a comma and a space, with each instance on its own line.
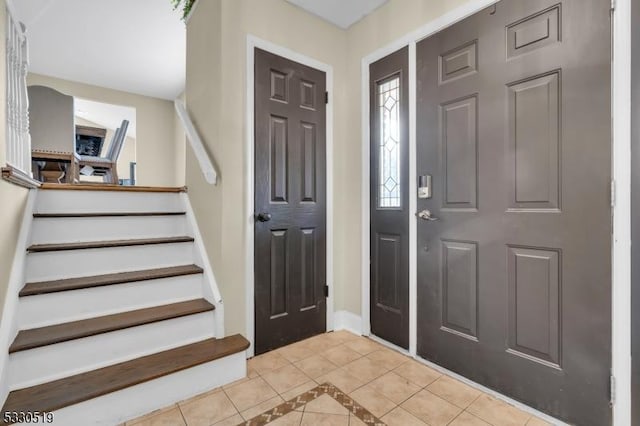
17, 275, 204, 328
35, 191, 183, 214
12, 352, 246, 426
8, 311, 216, 389
25, 243, 195, 282
30, 216, 190, 244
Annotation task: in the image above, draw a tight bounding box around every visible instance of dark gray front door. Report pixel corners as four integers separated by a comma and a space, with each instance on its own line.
254, 48, 327, 355
416, 1, 612, 424
370, 47, 409, 349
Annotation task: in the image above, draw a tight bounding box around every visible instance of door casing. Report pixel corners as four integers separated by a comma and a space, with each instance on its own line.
360, 0, 632, 423
246, 35, 335, 358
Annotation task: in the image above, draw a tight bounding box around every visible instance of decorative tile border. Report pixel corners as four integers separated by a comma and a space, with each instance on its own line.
241, 382, 386, 425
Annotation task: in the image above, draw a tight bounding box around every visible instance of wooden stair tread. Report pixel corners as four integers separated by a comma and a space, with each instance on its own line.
27, 236, 194, 253
33, 212, 186, 218
9, 299, 215, 353
0, 335, 249, 421
40, 183, 187, 193
20, 265, 204, 297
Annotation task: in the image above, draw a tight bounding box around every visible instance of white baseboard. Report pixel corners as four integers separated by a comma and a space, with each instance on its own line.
333, 311, 363, 335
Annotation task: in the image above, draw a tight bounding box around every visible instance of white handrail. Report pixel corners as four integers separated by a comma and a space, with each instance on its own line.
174, 99, 217, 185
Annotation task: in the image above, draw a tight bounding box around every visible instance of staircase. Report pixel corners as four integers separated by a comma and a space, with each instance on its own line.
0, 185, 249, 425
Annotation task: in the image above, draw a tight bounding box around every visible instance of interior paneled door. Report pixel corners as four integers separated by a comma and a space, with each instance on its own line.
416, 1, 611, 424
370, 48, 409, 349
254, 48, 327, 355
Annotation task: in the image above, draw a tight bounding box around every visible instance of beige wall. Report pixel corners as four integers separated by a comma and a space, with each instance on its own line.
26, 73, 177, 187
0, 5, 30, 325
185, 0, 476, 336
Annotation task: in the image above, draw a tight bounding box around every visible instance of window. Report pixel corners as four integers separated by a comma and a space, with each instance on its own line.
377, 76, 401, 208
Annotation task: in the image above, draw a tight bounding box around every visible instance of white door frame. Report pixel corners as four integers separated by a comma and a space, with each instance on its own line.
360, 0, 632, 424
246, 35, 335, 358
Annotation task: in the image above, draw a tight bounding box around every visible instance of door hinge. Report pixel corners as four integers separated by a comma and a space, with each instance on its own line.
610, 374, 616, 405
611, 0, 615, 11
611, 179, 616, 208
325, 91, 329, 104
324, 285, 329, 298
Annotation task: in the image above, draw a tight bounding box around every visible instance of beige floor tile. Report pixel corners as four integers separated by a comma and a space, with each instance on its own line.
467, 394, 532, 426
300, 334, 335, 352
427, 375, 481, 408
212, 414, 244, 426
366, 348, 410, 370
526, 416, 553, 426
278, 342, 316, 363
349, 384, 397, 418
322, 331, 357, 347
127, 407, 185, 426
329, 330, 360, 343
449, 411, 492, 426
304, 394, 350, 415
393, 360, 442, 387
280, 380, 319, 401
178, 391, 237, 426
295, 354, 339, 378
300, 412, 350, 425
240, 395, 285, 420
341, 357, 389, 383
248, 351, 291, 375
349, 414, 367, 425
381, 406, 428, 426
223, 376, 278, 412
316, 369, 366, 394
401, 390, 463, 426
321, 345, 363, 366
344, 337, 383, 355
262, 363, 313, 394
368, 371, 421, 404
126, 404, 181, 425
270, 411, 304, 425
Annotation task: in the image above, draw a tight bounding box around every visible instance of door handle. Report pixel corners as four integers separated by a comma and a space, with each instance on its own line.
255, 212, 272, 222
416, 209, 439, 221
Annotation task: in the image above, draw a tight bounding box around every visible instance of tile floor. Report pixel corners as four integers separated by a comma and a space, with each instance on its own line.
126, 331, 553, 426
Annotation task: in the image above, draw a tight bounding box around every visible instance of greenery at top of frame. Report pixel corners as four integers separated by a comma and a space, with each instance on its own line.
172, 0, 197, 22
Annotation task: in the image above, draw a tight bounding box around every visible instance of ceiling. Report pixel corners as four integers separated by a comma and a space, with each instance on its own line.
12, 0, 185, 100
286, 0, 389, 29
75, 98, 137, 139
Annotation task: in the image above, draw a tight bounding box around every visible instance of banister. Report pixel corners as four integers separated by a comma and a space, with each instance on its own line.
174, 99, 218, 185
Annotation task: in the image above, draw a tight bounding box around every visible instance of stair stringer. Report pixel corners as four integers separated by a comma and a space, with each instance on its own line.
0, 190, 37, 410
181, 193, 225, 338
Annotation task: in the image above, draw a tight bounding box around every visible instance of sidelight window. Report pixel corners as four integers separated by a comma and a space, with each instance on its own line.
377, 76, 401, 208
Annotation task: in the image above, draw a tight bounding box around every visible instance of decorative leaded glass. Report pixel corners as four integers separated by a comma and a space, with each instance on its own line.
378, 76, 401, 208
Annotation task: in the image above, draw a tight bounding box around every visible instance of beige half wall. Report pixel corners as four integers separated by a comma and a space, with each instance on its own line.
185, 0, 476, 337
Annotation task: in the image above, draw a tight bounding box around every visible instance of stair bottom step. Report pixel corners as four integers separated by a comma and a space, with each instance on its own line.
1, 335, 249, 426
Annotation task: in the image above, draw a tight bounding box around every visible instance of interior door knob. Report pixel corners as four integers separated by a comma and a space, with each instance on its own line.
416, 209, 439, 221
256, 212, 272, 222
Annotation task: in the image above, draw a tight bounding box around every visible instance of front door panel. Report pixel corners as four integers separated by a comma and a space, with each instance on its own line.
370, 48, 410, 349
416, 1, 612, 424
254, 48, 327, 355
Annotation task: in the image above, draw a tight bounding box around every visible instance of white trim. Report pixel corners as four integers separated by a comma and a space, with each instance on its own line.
414, 355, 569, 426
612, 0, 632, 424
245, 35, 335, 358
0, 189, 36, 406
181, 193, 225, 338
408, 42, 417, 358
333, 311, 363, 336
